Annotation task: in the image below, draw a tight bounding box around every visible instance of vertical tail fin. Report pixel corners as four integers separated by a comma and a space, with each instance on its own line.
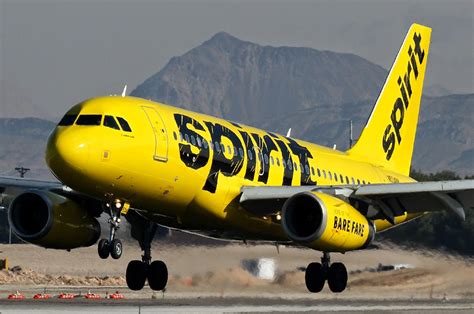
347, 24, 431, 176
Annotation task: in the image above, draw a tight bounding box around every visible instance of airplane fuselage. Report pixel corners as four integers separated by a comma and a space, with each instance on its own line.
45, 96, 416, 246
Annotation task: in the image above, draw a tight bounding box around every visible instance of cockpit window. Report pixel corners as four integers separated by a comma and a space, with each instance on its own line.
117, 117, 132, 132
104, 115, 120, 130
58, 114, 78, 126
76, 114, 102, 126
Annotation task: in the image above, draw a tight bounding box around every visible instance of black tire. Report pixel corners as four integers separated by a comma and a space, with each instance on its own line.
148, 260, 168, 291
327, 262, 348, 293
110, 239, 123, 260
305, 262, 325, 293
98, 239, 110, 259
126, 260, 147, 291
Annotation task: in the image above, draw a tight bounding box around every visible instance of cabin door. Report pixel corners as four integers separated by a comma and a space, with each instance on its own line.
142, 106, 168, 162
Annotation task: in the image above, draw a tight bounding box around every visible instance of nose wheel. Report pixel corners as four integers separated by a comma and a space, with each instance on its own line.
98, 199, 127, 260
305, 252, 348, 293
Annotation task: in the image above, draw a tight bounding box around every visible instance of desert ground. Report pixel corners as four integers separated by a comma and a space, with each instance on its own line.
0, 240, 473, 301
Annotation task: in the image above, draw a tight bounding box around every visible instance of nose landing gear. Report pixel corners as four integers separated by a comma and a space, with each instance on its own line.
98, 199, 127, 260
305, 252, 348, 293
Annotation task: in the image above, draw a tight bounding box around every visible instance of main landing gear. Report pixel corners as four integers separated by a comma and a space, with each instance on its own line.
98, 199, 125, 260
305, 252, 348, 293
125, 212, 168, 291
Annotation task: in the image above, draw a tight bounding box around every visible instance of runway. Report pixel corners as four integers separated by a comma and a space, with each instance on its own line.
0, 297, 473, 313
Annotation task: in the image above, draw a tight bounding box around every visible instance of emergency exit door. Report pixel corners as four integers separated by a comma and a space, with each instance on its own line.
142, 106, 168, 162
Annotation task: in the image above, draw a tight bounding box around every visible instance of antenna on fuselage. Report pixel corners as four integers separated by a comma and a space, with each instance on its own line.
286, 128, 292, 137
121, 85, 127, 97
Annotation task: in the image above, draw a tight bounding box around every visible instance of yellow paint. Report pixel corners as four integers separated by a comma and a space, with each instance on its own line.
120, 202, 130, 215
44, 24, 431, 251
304, 192, 371, 252
348, 24, 431, 176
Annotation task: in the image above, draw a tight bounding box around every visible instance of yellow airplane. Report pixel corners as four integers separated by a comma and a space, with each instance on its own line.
1, 23, 473, 293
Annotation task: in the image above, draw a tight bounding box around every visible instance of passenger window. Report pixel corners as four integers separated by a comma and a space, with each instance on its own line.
173, 132, 177, 141
179, 132, 183, 141
58, 114, 78, 126
322, 170, 326, 178
117, 117, 132, 132
345, 176, 350, 184
340, 174, 344, 183
248, 150, 253, 160
185, 134, 190, 143
239, 148, 244, 157
203, 141, 208, 149
288, 160, 293, 170
351, 178, 355, 185
191, 135, 196, 146
293, 162, 298, 171
357, 179, 361, 185
334, 173, 338, 182
305, 165, 310, 175
328, 172, 333, 180
282, 160, 286, 169
234, 147, 238, 157
76, 114, 102, 126
227, 145, 232, 155
270, 156, 274, 165
221, 143, 226, 153
317, 168, 321, 177
264, 154, 269, 165
362, 180, 366, 185
311, 167, 315, 176
197, 137, 202, 147
210, 142, 214, 150
276, 158, 280, 166
215, 142, 221, 153
103, 115, 120, 130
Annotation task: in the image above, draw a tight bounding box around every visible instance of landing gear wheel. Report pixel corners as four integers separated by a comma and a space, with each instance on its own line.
148, 260, 168, 291
110, 239, 123, 260
327, 262, 348, 293
305, 262, 325, 293
98, 239, 110, 259
126, 260, 147, 291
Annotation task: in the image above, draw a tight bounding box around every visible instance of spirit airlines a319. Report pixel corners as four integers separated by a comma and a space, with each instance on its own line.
1, 24, 473, 293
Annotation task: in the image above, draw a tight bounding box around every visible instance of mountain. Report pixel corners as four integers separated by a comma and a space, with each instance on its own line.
414, 94, 473, 175
0, 79, 51, 119
0, 118, 56, 180
131, 32, 387, 124
0, 33, 472, 179
131, 32, 472, 176
424, 84, 452, 97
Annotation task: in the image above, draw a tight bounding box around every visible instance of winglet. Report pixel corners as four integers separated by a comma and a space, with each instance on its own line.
286, 128, 292, 137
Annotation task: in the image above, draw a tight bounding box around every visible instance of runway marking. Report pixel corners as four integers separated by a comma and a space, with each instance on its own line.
1, 303, 473, 314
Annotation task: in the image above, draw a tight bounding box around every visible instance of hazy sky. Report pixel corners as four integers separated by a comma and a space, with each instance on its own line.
1, 0, 472, 119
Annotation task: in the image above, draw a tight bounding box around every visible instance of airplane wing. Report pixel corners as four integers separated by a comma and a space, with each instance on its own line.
240, 180, 474, 223
0, 176, 101, 213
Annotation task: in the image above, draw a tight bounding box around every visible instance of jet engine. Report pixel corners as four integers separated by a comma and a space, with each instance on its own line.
8, 190, 101, 249
281, 191, 374, 252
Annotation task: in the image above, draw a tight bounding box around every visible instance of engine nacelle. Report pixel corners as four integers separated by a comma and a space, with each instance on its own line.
8, 190, 100, 249
282, 191, 374, 252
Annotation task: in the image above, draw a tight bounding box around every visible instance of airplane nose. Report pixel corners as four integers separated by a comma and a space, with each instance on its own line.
46, 128, 90, 178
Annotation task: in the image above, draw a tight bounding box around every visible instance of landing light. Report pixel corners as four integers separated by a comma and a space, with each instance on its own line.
276, 214, 282, 221
115, 200, 122, 209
